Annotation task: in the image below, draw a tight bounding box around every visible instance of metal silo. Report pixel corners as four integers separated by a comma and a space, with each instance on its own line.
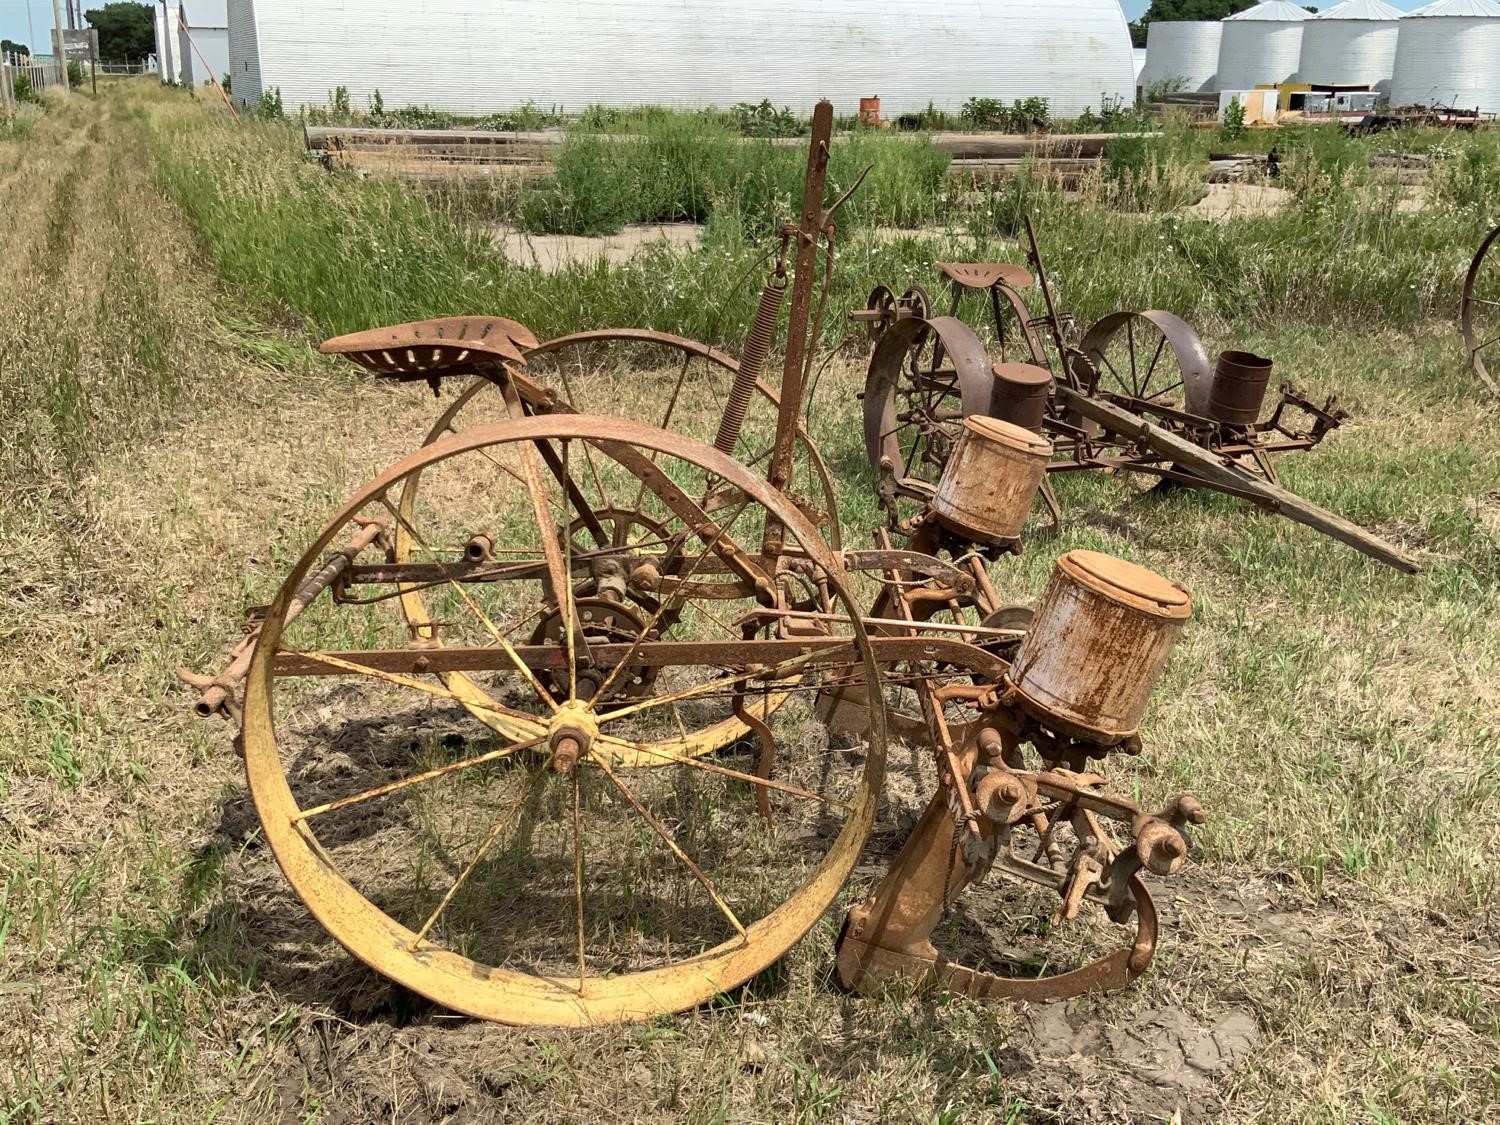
1391, 0, 1500, 113
1300, 0, 1402, 92
1217, 1, 1310, 90
1139, 21, 1223, 93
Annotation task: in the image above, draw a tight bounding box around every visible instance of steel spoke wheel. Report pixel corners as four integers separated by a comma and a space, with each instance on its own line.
1461, 224, 1500, 395
1078, 311, 1211, 415
396, 330, 842, 755
243, 416, 886, 1025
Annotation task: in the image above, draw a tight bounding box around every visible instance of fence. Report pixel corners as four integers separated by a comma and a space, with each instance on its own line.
98, 60, 157, 76
1, 53, 69, 109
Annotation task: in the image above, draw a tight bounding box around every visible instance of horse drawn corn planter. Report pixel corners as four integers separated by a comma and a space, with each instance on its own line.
856, 217, 1421, 574
183, 105, 1206, 1026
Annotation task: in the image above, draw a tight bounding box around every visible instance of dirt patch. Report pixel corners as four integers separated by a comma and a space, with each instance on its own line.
1189, 183, 1289, 222
489, 223, 702, 270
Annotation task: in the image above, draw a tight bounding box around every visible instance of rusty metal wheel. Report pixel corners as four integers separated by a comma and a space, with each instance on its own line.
1461, 225, 1500, 395
243, 415, 886, 1025
1078, 311, 1211, 416
862, 316, 994, 493
420, 329, 840, 546
397, 330, 842, 755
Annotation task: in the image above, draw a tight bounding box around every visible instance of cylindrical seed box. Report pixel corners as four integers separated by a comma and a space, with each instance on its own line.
1006, 550, 1191, 743
930, 416, 1052, 546
989, 362, 1053, 432
1207, 350, 1273, 426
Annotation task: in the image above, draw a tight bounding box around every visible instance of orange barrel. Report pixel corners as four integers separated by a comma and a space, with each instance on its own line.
989, 362, 1053, 432
858, 96, 882, 126
930, 417, 1052, 546
1006, 550, 1191, 742
1207, 350, 1273, 426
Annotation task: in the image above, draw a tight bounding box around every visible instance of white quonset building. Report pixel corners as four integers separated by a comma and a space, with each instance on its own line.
1390, 0, 1500, 113
225, 0, 1137, 117
1298, 0, 1402, 92
1217, 0, 1310, 91
1138, 20, 1223, 93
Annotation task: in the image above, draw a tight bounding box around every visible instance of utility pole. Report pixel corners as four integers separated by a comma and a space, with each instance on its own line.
50, 0, 68, 91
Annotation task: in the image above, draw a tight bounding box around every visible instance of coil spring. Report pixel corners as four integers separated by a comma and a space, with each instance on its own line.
714, 275, 787, 455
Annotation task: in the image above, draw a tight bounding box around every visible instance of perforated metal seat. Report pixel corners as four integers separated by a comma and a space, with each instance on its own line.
934, 262, 1034, 291
319, 316, 540, 382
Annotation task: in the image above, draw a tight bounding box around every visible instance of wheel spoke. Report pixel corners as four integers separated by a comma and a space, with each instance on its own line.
409, 751, 554, 950
280, 648, 546, 723
1143, 334, 1168, 395
588, 498, 754, 705
293, 733, 548, 822
379, 496, 561, 713
595, 644, 852, 726
589, 750, 746, 941
1125, 317, 1139, 398
572, 769, 587, 994
562, 440, 578, 702
597, 732, 848, 810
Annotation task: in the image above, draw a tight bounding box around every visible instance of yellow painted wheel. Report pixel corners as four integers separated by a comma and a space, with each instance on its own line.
243, 416, 886, 1025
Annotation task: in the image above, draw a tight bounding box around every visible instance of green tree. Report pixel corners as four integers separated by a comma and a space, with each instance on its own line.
1129, 0, 1258, 47
85, 2, 155, 63
1, 37, 30, 60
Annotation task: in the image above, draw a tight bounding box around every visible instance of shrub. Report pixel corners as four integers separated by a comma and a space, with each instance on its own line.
12, 72, 40, 105
1221, 96, 1246, 141
66, 60, 83, 89
258, 86, 283, 119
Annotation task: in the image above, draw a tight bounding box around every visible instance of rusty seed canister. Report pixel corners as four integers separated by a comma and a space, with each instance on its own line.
930, 416, 1051, 546
989, 362, 1053, 432
1207, 350, 1273, 426
1006, 550, 1191, 743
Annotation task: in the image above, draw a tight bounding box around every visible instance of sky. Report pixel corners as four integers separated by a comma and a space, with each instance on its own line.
1, 1, 105, 49
2, 1, 1440, 53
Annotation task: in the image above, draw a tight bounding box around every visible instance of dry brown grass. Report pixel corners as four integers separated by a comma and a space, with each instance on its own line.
2, 84, 1498, 1125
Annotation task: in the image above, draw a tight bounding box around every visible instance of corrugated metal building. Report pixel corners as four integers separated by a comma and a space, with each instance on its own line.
1390, 0, 1500, 113
156, 1, 230, 85
226, 0, 1136, 117
1217, 0, 1309, 91
178, 0, 231, 87
1139, 20, 1223, 93
1298, 0, 1402, 92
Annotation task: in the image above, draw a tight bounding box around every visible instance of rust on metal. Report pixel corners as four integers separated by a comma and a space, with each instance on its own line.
186, 104, 1212, 1028
855, 215, 1420, 572
1006, 551, 1191, 743
989, 362, 1053, 431
1207, 350, 1274, 426
1461, 224, 1500, 395
929, 417, 1051, 548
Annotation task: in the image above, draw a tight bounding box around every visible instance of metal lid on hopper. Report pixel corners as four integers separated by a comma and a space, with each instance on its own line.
963, 415, 1053, 456
991, 362, 1054, 388
1057, 550, 1193, 619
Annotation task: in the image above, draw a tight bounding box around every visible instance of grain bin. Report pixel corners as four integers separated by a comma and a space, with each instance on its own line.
1300, 0, 1403, 91
1139, 21, 1223, 93
1217, 1, 1310, 90
1391, 0, 1500, 113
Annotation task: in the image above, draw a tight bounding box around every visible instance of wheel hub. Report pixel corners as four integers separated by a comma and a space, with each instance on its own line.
548, 701, 599, 774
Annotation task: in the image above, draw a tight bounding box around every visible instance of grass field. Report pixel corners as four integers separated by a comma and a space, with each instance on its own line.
1, 81, 1498, 1123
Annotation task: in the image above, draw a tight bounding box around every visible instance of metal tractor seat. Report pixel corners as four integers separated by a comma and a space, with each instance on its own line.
935, 262, 1034, 291
319, 316, 540, 387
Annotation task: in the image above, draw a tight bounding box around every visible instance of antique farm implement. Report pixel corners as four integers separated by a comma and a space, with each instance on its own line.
856, 218, 1421, 573
183, 104, 1205, 1026
1462, 223, 1500, 395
